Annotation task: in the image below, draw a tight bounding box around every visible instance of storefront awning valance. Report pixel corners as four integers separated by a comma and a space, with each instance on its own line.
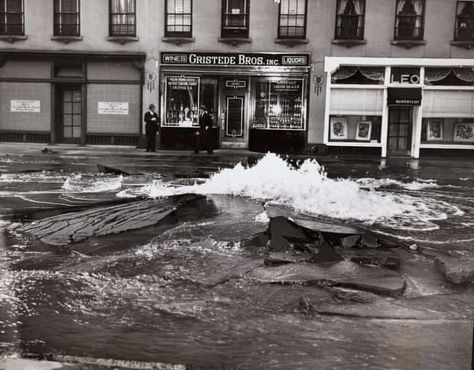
387, 87, 421, 105
330, 88, 384, 115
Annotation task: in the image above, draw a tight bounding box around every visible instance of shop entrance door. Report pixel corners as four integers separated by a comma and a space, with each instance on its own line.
387, 106, 413, 157
57, 86, 82, 143
220, 78, 248, 149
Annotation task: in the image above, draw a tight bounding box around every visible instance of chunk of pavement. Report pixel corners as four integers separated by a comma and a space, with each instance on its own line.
247, 260, 406, 296
310, 242, 345, 263
97, 163, 141, 176
434, 256, 474, 284
268, 216, 314, 251
18, 194, 201, 246
264, 252, 311, 266
291, 217, 361, 235
340, 234, 361, 248
361, 234, 379, 248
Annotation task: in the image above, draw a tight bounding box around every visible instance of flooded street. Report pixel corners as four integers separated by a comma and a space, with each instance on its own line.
0, 147, 473, 369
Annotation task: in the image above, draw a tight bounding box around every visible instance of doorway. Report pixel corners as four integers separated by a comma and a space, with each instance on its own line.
220, 77, 248, 149
387, 106, 413, 157
56, 85, 82, 143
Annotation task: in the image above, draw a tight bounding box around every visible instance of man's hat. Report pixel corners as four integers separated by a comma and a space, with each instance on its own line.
149, 104, 156, 109
200, 105, 207, 110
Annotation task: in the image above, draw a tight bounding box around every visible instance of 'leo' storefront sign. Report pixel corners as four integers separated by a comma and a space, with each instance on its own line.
161, 52, 310, 68
390, 67, 421, 84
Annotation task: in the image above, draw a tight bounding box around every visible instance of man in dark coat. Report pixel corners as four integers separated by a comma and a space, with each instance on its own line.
144, 104, 159, 152
194, 105, 213, 154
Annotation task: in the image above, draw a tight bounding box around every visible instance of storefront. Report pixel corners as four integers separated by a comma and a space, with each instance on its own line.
159, 52, 310, 153
0, 50, 145, 145
324, 57, 474, 158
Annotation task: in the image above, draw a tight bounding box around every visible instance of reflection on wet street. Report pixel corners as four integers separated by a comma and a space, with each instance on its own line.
0, 151, 473, 369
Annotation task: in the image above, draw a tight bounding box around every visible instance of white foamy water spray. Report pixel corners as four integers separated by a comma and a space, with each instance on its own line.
117, 153, 461, 230
63, 174, 123, 193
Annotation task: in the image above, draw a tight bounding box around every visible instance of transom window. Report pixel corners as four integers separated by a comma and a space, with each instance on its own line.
166, 0, 192, 38
221, 0, 249, 38
54, 0, 80, 36
0, 0, 23, 36
109, 0, 136, 37
455, 1, 474, 41
278, 0, 307, 39
394, 0, 425, 41
335, 0, 365, 40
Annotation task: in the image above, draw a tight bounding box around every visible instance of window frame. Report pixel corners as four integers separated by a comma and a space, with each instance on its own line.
54, 0, 80, 37
109, 0, 136, 37
454, 1, 474, 41
221, 0, 250, 38
0, 0, 24, 36
334, 0, 365, 40
393, 0, 426, 41
165, 0, 192, 38
277, 0, 308, 40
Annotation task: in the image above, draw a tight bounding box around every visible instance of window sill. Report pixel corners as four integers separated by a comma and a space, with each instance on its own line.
274, 38, 309, 47
107, 36, 139, 44
332, 39, 367, 47
51, 35, 83, 44
0, 35, 27, 43
391, 39, 426, 49
161, 37, 195, 45
451, 40, 474, 49
218, 37, 251, 46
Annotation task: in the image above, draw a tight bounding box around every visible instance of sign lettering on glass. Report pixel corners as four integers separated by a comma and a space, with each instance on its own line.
167, 76, 198, 90
273, 80, 302, 93
390, 67, 420, 84
11, 100, 41, 113
98, 102, 129, 115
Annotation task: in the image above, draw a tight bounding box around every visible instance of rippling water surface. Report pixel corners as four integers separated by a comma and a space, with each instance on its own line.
0, 153, 473, 369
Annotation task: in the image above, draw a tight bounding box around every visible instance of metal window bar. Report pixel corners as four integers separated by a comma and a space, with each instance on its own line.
54, 0, 80, 36
0, 0, 24, 35
166, 0, 192, 37
335, 14, 364, 39
221, 0, 248, 38
278, 0, 306, 39
109, 0, 136, 37
394, 14, 424, 40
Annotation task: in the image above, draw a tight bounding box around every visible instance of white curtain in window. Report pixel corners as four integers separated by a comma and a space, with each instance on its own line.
423, 90, 474, 117
330, 88, 383, 115
111, 0, 134, 12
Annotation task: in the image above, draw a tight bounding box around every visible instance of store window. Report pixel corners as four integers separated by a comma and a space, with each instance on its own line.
0, 0, 23, 35
165, 0, 192, 38
331, 66, 385, 85
335, 0, 365, 40
278, 0, 307, 39
221, 0, 249, 38
252, 78, 304, 130
164, 76, 217, 127
394, 0, 425, 40
329, 115, 382, 142
455, 1, 474, 41
54, 0, 80, 36
425, 67, 474, 86
422, 118, 474, 145
109, 0, 136, 37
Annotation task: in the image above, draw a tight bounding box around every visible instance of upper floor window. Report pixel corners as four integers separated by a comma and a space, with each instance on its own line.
335, 0, 365, 40
278, 0, 307, 39
455, 1, 474, 41
165, 0, 192, 38
394, 0, 425, 40
221, 0, 249, 38
54, 0, 80, 36
109, 0, 135, 37
0, 0, 23, 36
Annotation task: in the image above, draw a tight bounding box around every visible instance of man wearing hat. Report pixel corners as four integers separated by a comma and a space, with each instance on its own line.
195, 105, 213, 154
144, 104, 159, 152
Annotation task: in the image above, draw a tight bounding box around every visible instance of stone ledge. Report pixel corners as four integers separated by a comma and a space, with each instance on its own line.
51, 35, 83, 44
0, 35, 27, 43
106, 36, 139, 44
274, 38, 309, 47
218, 37, 251, 46
331, 39, 367, 48
161, 36, 195, 45
450, 40, 474, 49
391, 39, 426, 49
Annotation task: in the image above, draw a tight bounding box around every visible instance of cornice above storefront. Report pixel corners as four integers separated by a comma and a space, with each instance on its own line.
331, 39, 367, 48
218, 38, 251, 46
106, 36, 139, 45
0, 35, 27, 43
450, 40, 474, 49
161, 37, 195, 45
391, 40, 426, 49
51, 36, 83, 44
274, 38, 309, 47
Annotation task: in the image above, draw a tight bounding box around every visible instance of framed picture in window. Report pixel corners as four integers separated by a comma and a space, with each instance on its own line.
453, 122, 474, 142
330, 117, 348, 140
356, 121, 372, 141
426, 120, 443, 141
